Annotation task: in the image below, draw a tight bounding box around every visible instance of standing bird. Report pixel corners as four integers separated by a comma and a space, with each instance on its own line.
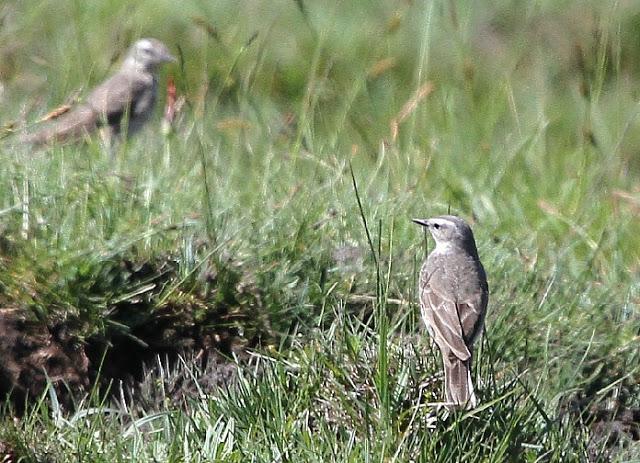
413, 215, 489, 409
24, 38, 176, 146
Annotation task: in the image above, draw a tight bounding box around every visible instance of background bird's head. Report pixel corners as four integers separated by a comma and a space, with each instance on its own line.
123, 38, 176, 72
412, 215, 478, 253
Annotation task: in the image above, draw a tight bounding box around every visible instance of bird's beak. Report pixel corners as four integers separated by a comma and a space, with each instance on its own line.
161, 50, 177, 63
412, 218, 430, 228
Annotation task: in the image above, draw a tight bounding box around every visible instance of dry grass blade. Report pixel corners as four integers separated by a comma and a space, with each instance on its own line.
367, 57, 397, 79
612, 189, 640, 214
37, 104, 71, 122
537, 199, 598, 250
390, 81, 434, 142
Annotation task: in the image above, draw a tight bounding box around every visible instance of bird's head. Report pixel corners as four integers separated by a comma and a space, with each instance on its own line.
412, 215, 478, 253
124, 38, 176, 72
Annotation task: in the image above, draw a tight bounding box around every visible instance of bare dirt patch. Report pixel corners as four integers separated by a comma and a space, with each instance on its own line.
0, 307, 89, 412
0, 254, 271, 413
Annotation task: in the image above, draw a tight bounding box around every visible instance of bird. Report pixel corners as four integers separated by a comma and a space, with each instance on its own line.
23, 38, 176, 146
413, 215, 489, 409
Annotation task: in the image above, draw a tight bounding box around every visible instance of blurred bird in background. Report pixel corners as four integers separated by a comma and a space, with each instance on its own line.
23, 38, 175, 147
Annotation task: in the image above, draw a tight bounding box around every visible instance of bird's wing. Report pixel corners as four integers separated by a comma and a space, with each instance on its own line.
457, 288, 487, 345
86, 71, 150, 126
420, 264, 477, 361
420, 270, 472, 361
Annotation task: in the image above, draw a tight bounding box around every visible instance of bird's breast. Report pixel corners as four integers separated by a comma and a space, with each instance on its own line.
424, 250, 486, 302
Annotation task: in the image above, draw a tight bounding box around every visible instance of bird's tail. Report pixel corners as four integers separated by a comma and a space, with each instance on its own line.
22, 106, 97, 146
444, 357, 477, 409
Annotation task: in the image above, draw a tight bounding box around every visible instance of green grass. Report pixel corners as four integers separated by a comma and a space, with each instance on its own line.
1, 0, 640, 461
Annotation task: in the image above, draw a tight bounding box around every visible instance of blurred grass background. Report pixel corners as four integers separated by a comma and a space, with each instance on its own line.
0, 0, 639, 461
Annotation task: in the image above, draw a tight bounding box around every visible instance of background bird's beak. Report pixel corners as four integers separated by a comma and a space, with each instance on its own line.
412, 218, 430, 227
163, 52, 177, 63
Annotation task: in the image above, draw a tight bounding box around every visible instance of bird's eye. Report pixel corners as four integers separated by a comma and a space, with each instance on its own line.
433, 223, 440, 229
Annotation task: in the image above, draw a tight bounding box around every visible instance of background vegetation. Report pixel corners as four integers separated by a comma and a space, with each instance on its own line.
0, 0, 639, 461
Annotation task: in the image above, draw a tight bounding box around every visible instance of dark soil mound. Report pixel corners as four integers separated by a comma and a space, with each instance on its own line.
0, 307, 89, 413
0, 253, 271, 413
